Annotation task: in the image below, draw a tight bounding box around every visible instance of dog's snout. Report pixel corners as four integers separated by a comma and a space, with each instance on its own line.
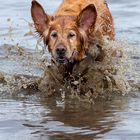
56, 45, 66, 56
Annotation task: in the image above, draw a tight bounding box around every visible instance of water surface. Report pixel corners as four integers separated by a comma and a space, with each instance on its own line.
0, 0, 140, 140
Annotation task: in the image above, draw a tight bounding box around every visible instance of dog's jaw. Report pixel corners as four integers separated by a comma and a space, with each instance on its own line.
51, 56, 77, 78
56, 57, 69, 65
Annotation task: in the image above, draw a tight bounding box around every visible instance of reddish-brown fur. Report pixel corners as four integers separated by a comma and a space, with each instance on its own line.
31, 0, 115, 64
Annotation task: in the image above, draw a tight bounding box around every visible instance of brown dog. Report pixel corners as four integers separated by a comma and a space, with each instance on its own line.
31, 1, 130, 98
31, 0, 114, 68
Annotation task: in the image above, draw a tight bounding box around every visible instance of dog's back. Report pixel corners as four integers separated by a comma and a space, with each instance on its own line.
55, 0, 115, 39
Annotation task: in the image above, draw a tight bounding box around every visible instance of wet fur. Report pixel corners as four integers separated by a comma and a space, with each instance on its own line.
31, 0, 114, 66
31, 0, 117, 97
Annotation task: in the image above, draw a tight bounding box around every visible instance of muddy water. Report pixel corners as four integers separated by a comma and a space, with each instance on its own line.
0, 0, 140, 140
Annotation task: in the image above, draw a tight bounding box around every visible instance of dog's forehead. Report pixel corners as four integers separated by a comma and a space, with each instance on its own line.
50, 16, 77, 31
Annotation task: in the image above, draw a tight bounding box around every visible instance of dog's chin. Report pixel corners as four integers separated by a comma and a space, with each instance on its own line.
56, 57, 69, 65
54, 52, 75, 65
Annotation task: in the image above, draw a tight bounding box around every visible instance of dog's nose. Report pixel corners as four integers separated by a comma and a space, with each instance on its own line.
56, 45, 66, 56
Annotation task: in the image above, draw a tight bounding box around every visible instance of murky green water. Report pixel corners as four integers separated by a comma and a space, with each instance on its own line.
0, 0, 140, 140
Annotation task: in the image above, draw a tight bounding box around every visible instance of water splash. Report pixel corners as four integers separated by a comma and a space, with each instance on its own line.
38, 38, 138, 103
0, 38, 139, 103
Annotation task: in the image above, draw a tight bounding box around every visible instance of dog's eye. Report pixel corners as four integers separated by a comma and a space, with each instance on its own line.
50, 31, 58, 38
68, 32, 76, 39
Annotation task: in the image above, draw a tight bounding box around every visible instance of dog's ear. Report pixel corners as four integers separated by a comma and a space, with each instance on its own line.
31, 0, 50, 36
77, 4, 97, 31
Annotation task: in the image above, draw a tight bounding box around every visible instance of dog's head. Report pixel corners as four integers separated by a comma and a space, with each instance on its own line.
31, 0, 97, 64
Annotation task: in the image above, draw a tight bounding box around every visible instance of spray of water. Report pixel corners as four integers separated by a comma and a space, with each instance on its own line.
0, 20, 139, 103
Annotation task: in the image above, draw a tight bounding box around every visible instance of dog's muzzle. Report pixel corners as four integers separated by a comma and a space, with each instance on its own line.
55, 45, 68, 64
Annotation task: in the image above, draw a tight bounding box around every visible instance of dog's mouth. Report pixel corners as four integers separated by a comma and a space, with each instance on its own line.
54, 50, 79, 65
56, 57, 69, 64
